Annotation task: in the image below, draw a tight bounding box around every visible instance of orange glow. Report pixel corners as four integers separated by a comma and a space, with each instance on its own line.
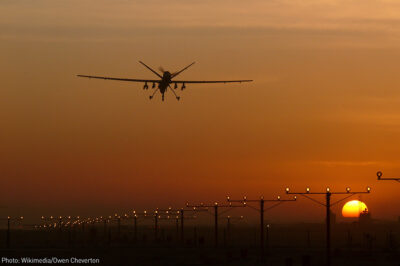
1, 0, 400, 222
342, 200, 368, 218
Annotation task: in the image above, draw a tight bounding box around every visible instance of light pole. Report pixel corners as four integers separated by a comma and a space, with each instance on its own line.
186, 202, 245, 247
119, 212, 141, 242
1, 216, 24, 248
156, 207, 199, 244
100, 216, 108, 238
154, 211, 158, 240
225, 215, 243, 246
227, 195, 296, 259
377, 171, 400, 182
153, 212, 196, 243
130, 210, 158, 241
285, 186, 371, 266
115, 211, 170, 243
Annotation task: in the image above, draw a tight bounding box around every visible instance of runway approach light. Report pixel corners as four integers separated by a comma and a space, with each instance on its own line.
377, 171, 382, 179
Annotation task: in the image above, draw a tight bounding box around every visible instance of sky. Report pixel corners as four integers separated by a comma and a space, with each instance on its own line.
1, 0, 400, 223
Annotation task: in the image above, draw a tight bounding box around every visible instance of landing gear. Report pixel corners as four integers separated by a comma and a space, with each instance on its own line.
149, 88, 158, 100
174, 83, 178, 89
152, 82, 155, 88
181, 83, 186, 90
169, 84, 181, 101
143, 82, 148, 90
149, 86, 181, 101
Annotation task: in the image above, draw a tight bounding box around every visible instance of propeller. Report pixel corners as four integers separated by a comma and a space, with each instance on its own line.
158, 66, 165, 73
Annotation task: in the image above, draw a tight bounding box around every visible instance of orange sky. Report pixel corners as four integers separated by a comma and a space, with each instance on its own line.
1, 0, 400, 222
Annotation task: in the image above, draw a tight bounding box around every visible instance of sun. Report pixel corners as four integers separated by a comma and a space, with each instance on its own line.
342, 200, 368, 218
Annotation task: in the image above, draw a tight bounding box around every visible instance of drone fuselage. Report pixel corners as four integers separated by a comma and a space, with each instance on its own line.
158, 71, 172, 96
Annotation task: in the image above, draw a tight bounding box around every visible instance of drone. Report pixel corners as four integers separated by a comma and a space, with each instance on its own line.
77, 61, 252, 101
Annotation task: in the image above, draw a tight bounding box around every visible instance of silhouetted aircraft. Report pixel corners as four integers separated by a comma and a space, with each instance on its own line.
77, 61, 252, 101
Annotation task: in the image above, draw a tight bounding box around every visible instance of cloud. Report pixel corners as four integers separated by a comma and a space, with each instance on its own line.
310, 160, 380, 167
2, 0, 399, 50
2, 0, 400, 35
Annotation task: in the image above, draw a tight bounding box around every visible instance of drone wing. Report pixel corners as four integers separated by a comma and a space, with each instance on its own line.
77, 75, 160, 83
171, 79, 253, 84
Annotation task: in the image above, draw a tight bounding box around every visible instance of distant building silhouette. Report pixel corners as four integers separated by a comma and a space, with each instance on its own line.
359, 208, 372, 225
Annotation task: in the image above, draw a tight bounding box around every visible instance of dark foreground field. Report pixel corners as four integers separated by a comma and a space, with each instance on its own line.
1, 222, 399, 265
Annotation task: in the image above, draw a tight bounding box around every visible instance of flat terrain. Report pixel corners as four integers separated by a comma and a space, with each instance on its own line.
0, 222, 399, 265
